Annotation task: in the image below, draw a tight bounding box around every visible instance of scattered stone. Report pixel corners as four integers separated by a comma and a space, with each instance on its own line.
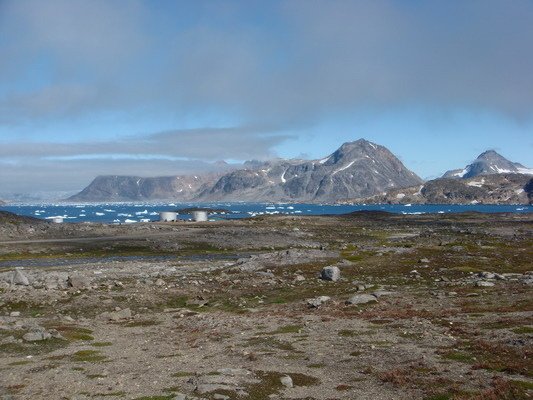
371, 290, 394, 298
320, 266, 340, 282
23, 328, 52, 342
419, 258, 430, 263
345, 294, 378, 305
280, 375, 293, 388
155, 278, 166, 286
479, 272, 495, 280
293, 274, 306, 282
475, 281, 495, 287
9, 311, 20, 317
97, 308, 132, 321
306, 296, 331, 308
67, 275, 92, 289
213, 394, 229, 400
11, 270, 29, 286
172, 395, 187, 400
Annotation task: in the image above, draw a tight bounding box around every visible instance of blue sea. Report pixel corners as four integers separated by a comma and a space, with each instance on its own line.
0, 203, 531, 224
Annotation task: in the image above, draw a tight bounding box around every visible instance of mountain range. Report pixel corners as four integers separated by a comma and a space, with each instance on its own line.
67, 139, 423, 202
345, 150, 533, 205
64, 140, 532, 204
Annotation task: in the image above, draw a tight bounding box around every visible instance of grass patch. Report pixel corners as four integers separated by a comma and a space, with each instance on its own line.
8, 360, 32, 366
244, 336, 297, 352
46, 325, 94, 341
122, 320, 160, 328
512, 326, 533, 335
71, 350, 107, 363
171, 371, 194, 378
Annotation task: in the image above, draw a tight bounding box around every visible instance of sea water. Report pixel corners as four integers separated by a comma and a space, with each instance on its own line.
0, 203, 531, 224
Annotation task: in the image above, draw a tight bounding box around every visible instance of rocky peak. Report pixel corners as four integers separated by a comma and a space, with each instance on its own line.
443, 150, 533, 179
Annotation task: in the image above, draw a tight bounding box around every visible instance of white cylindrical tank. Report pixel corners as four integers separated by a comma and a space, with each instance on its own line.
191, 210, 208, 222
52, 217, 64, 224
159, 211, 177, 222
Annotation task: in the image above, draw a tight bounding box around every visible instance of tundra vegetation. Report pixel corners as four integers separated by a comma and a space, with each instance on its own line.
0, 211, 531, 399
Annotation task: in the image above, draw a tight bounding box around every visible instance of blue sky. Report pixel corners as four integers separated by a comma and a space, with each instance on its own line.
0, 0, 532, 194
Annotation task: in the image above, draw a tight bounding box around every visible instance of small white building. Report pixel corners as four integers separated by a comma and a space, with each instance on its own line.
191, 210, 208, 222
159, 211, 178, 222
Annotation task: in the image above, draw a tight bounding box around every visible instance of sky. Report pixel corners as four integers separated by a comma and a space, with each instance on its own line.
1, 0, 532, 196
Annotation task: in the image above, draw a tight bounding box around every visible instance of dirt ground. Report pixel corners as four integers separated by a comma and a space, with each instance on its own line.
0, 212, 532, 400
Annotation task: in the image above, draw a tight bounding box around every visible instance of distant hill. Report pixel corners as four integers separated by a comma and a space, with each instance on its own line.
67, 139, 423, 203
344, 174, 532, 205
67, 174, 220, 202
443, 150, 533, 179
0, 210, 46, 224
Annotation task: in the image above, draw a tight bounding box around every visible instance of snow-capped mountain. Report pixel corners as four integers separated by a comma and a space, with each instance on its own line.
443, 150, 533, 179
67, 139, 423, 202
196, 139, 423, 202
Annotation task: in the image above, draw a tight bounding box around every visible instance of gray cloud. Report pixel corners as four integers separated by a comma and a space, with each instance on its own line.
0, 157, 221, 195
2, 0, 532, 125
0, 126, 291, 160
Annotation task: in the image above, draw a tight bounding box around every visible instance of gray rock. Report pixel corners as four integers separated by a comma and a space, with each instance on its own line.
97, 308, 132, 321
172, 395, 187, 400
213, 395, 230, 400
9, 311, 20, 317
67, 275, 92, 289
371, 290, 394, 298
320, 266, 340, 282
475, 281, 495, 287
11, 270, 29, 286
280, 375, 293, 388
345, 294, 378, 305
23, 329, 52, 342
479, 272, 495, 279
155, 278, 166, 286
306, 296, 331, 308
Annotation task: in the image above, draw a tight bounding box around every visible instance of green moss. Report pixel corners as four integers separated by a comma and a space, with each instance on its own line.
71, 350, 107, 363
8, 360, 32, 366
122, 320, 160, 328
47, 325, 94, 341
512, 326, 533, 334
171, 371, 194, 378
441, 351, 474, 363
307, 363, 326, 368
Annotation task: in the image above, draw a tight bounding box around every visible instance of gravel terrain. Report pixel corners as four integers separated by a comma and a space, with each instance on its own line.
0, 211, 532, 399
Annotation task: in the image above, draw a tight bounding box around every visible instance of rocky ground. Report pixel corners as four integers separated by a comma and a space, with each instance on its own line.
0, 211, 532, 400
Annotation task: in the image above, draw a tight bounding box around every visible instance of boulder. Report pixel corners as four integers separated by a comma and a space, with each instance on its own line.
475, 281, 495, 287
67, 275, 92, 289
320, 266, 340, 282
11, 270, 29, 286
345, 294, 378, 305
306, 296, 331, 308
97, 308, 132, 321
280, 375, 293, 388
